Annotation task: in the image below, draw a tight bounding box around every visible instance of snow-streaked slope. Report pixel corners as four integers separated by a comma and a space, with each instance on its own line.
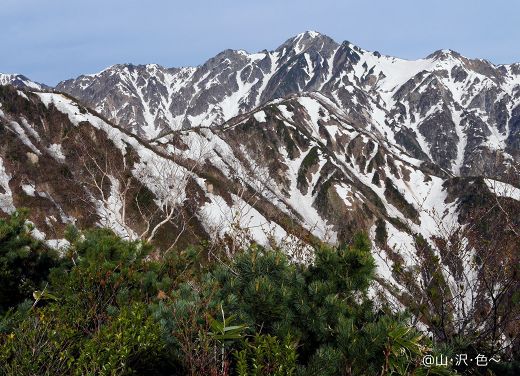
1, 84, 518, 339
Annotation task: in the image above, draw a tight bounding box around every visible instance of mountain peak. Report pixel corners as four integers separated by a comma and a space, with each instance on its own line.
426, 49, 463, 61
296, 30, 323, 39
0, 73, 47, 90
277, 30, 338, 54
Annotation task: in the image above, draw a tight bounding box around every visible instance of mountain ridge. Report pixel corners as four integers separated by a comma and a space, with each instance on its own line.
8, 31, 520, 85
48, 32, 519, 181
3, 31, 519, 183
1, 71, 518, 337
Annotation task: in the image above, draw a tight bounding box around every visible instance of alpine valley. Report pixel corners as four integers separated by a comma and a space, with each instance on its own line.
1, 31, 519, 331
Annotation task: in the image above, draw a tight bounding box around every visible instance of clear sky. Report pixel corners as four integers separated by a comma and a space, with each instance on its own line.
1, 0, 518, 85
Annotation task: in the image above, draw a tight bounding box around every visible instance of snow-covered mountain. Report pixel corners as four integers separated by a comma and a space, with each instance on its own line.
1, 82, 517, 259
0, 32, 519, 333
0, 73, 48, 90
1, 76, 519, 336
55, 31, 520, 180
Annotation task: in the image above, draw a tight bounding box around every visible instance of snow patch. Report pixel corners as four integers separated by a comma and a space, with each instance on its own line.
8, 120, 40, 154
278, 105, 294, 121
30, 226, 46, 241
95, 176, 138, 240
22, 183, 36, 197
253, 110, 267, 122
484, 179, 520, 201
46, 239, 71, 250
47, 144, 66, 161
0, 158, 15, 214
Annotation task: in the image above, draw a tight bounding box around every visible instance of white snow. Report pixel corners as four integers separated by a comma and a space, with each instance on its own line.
47, 144, 66, 161
37, 93, 93, 126
28, 222, 71, 251
198, 190, 314, 260
319, 47, 338, 91
278, 105, 294, 121
0, 158, 15, 214
17, 90, 29, 100
46, 239, 71, 250
303, 53, 314, 85
284, 149, 337, 242
484, 179, 520, 201
356, 53, 433, 105
334, 183, 354, 208
94, 175, 138, 240
0, 73, 43, 90
8, 120, 40, 154
370, 225, 398, 285
36, 92, 128, 151
30, 226, 46, 241
22, 183, 36, 197
385, 221, 418, 267
253, 110, 267, 122
298, 96, 322, 132
200, 192, 276, 245
293, 31, 321, 54
255, 52, 280, 107
219, 69, 258, 121
451, 108, 467, 175
20, 118, 41, 141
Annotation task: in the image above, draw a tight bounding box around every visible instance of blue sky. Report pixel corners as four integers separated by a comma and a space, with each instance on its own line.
1, 0, 518, 85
